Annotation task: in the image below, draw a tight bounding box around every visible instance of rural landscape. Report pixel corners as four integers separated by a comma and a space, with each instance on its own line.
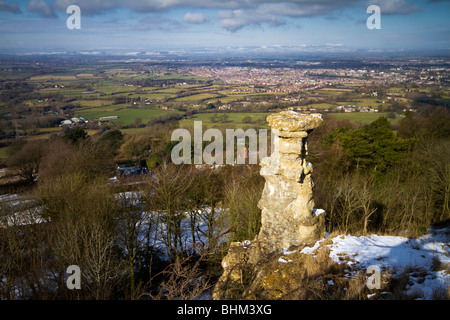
0, 0, 449, 312
0, 52, 448, 303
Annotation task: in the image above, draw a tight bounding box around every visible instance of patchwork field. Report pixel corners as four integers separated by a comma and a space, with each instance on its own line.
77, 108, 181, 126
0, 61, 424, 164
180, 112, 270, 129
29, 75, 78, 81
327, 112, 400, 124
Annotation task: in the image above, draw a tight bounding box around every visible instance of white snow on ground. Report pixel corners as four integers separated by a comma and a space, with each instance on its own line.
0, 194, 45, 227
301, 226, 450, 299
313, 208, 325, 217
1, 192, 228, 260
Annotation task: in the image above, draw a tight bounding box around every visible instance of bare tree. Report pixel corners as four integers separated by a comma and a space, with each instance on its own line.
223, 166, 264, 242
6, 140, 45, 184
115, 190, 153, 295
148, 254, 212, 300
357, 177, 377, 235
327, 173, 377, 234
185, 168, 226, 254
143, 163, 193, 263
35, 172, 125, 299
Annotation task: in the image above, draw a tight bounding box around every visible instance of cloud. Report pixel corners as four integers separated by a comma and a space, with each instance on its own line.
51, 0, 351, 30
51, 0, 360, 15
0, 0, 21, 13
48, 0, 423, 31
53, 0, 119, 15
0, 18, 62, 34
136, 15, 182, 32
49, 0, 426, 16
366, 0, 421, 15
27, 0, 57, 18
183, 12, 210, 24
215, 1, 357, 32
52, 0, 222, 15
218, 9, 286, 32
256, 1, 358, 18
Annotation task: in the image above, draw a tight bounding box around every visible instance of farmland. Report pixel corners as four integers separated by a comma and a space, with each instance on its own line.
327, 112, 401, 124
0, 54, 447, 161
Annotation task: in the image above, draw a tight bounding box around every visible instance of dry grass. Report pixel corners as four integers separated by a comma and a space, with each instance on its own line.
240, 238, 401, 300
281, 241, 372, 300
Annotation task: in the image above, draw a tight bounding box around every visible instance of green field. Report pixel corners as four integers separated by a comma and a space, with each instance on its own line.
29, 75, 78, 81
315, 88, 353, 96
175, 93, 222, 103
76, 100, 114, 107
77, 108, 181, 126
77, 103, 128, 113
54, 89, 86, 96
304, 103, 334, 109
96, 85, 137, 95
216, 88, 287, 104
153, 72, 211, 82
327, 112, 400, 124
215, 93, 248, 104
179, 112, 270, 129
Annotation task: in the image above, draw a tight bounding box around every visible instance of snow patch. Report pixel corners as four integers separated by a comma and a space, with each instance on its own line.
301, 226, 450, 300
278, 256, 293, 263
313, 208, 325, 217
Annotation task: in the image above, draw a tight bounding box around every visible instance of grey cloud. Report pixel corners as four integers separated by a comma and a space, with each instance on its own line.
50, 0, 424, 15
136, 14, 182, 32
218, 9, 286, 32
51, 0, 359, 14
216, 1, 359, 32
183, 12, 210, 24
27, 0, 57, 18
256, 1, 358, 17
49, 0, 422, 31
366, 0, 421, 15
0, 0, 21, 13
52, 0, 238, 14
53, 0, 119, 15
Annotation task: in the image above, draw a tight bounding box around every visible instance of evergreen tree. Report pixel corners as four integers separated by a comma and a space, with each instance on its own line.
327, 117, 414, 173
63, 126, 88, 145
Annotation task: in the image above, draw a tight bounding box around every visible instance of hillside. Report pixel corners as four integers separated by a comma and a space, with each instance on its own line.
212, 224, 449, 300
300, 225, 450, 300
2, 190, 448, 300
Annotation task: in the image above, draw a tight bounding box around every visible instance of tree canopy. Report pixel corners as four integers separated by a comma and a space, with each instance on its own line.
325, 117, 414, 173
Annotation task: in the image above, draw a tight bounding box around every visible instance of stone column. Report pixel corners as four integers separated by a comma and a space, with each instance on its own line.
213, 111, 326, 300
257, 111, 325, 252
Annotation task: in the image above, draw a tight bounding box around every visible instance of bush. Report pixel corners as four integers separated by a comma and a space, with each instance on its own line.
62, 126, 88, 145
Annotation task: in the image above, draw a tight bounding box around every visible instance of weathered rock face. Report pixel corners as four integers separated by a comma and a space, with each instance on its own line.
213, 111, 326, 300
257, 111, 325, 252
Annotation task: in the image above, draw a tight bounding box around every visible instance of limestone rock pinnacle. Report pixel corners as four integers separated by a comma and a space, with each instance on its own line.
213, 111, 326, 300
257, 111, 325, 252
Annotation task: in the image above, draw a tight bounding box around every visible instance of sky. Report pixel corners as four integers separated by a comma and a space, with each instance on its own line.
0, 0, 449, 54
